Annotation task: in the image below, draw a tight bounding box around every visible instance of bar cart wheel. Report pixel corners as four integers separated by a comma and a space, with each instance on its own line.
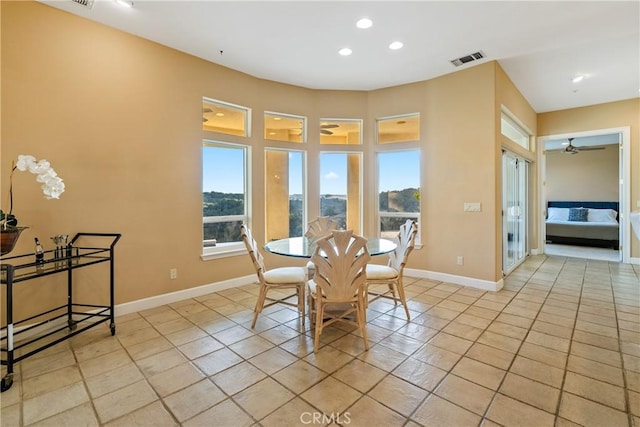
110, 323, 116, 336
68, 319, 77, 331
1, 374, 13, 392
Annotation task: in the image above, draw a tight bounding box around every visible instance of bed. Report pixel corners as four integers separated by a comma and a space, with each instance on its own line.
546, 201, 619, 249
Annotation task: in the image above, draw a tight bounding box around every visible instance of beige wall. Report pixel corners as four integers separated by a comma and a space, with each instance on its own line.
8, 2, 631, 319
538, 98, 640, 256
546, 147, 619, 201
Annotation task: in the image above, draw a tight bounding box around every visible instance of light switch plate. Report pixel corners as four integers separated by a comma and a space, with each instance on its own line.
464, 202, 481, 212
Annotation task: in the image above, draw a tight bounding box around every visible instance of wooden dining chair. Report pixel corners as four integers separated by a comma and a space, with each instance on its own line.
304, 216, 339, 281
307, 230, 371, 352
240, 224, 306, 328
365, 219, 417, 320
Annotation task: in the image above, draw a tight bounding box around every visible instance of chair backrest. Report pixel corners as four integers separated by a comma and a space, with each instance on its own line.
305, 216, 339, 241
240, 224, 266, 280
311, 230, 370, 301
388, 220, 418, 272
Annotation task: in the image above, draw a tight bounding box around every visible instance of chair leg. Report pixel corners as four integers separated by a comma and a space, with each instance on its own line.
357, 298, 369, 351
395, 279, 410, 320
251, 285, 268, 328
307, 287, 315, 326
298, 284, 305, 326
313, 299, 323, 353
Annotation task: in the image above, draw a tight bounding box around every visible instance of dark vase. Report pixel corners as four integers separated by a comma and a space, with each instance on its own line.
1, 227, 27, 256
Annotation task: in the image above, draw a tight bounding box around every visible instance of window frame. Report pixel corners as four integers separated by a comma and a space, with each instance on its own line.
318, 150, 363, 234
376, 113, 420, 144
264, 147, 307, 241
319, 118, 363, 145
201, 140, 252, 260
202, 97, 252, 138
264, 111, 307, 143
375, 148, 421, 243
501, 108, 531, 150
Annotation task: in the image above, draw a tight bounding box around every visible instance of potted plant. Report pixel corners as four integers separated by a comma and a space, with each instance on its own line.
1, 155, 65, 256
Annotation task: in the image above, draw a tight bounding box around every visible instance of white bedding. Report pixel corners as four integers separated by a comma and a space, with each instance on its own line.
545, 219, 618, 226
547, 207, 618, 224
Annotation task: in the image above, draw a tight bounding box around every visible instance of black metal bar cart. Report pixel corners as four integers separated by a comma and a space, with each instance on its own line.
0, 232, 121, 392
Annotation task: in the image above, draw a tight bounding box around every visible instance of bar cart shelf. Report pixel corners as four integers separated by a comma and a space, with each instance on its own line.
0, 232, 121, 392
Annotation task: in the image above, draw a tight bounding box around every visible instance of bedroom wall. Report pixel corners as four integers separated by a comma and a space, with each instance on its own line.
538, 98, 640, 258
2, 1, 508, 320
546, 146, 619, 202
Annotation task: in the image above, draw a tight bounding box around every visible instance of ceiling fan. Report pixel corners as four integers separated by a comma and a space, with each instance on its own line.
202, 107, 212, 123
563, 138, 605, 154
320, 124, 339, 135
292, 124, 340, 136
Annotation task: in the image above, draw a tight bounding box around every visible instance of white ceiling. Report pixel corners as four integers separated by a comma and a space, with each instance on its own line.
39, 0, 640, 113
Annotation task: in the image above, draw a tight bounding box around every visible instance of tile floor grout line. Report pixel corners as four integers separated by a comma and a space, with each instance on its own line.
609, 261, 635, 427
550, 254, 584, 422
473, 254, 566, 424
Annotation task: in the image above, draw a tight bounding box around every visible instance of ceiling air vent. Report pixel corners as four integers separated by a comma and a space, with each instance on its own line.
450, 51, 485, 67
71, 0, 94, 8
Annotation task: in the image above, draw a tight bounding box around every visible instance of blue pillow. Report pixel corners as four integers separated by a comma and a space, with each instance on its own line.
568, 207, 588, 222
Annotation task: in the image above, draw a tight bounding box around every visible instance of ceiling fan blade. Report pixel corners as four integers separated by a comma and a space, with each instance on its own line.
320, 129, 334, 135
577, 146, 606, 151
202, 107, 213, 113
321, 124, 339, 129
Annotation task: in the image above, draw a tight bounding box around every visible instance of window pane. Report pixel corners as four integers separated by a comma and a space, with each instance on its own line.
319, 119, 362, 145
320, 152, 361, 233
378, 150, 420, 238
377, 114, 420, 144
501, 113, 530, 149
264, 112, 305, 143
202, 142, 247, 246
203, 98, 250, 137
265, 149, 305, 240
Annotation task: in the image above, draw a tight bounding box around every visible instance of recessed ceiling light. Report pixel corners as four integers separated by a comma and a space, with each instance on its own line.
389, 41, 404, 50
273, 117, 282, 121
215, 112, 225, 117
572, 75, 586, 83
338, 47, 352, 56
356, 18, 373, 29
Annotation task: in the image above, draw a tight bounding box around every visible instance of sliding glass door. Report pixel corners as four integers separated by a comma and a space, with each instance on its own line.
502, 151, 529, 274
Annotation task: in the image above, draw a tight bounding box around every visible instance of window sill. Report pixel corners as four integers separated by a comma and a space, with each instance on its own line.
201, 244, 246, 261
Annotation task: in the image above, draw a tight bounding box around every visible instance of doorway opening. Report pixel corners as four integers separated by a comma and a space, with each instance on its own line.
539, 127, 631, 263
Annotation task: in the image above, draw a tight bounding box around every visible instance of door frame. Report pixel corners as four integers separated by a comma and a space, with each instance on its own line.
537, 126, 631, 263
502, 150, 530, 275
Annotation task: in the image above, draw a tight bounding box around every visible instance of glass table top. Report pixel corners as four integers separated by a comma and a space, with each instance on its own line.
264, 236, 396, 258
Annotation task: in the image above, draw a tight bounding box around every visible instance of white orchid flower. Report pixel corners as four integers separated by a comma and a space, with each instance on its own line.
36, 169, 57, 183
15, 155, 36, 171
42, 178, 65, 199
30, 159, 51, 175
6, 155, 65, 212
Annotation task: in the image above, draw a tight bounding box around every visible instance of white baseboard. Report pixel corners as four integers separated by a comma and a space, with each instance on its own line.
629, 256, 640, 265
114, 274, 257, 316
404, 268, 503, 292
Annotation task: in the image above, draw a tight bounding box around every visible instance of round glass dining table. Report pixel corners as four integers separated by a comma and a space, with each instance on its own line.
264, 236, 397, 258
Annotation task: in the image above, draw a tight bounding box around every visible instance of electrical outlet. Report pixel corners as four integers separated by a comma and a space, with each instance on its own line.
170, 268, 177, 279
456, 256, 464, 265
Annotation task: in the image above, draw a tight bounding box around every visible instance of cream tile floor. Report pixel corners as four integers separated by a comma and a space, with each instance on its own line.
1, 254, 639, 427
